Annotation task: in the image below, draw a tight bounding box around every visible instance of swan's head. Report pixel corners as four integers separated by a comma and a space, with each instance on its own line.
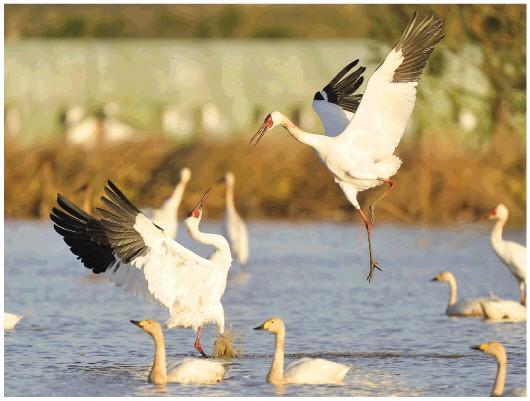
477, 204, 509, 222
471, 341, 507, 363
130, 319, 163, 337
185, 187, 211, 223
253, 316, 285, 334
431, 271, 455, 284
180, 167, 191, 184
249, 111, 282, 147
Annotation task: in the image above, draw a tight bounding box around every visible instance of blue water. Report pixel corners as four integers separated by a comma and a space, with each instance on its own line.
4, 220, 526, 396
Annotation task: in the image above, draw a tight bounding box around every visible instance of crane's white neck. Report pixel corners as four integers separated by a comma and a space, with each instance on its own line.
225, 180, 235, 211
492, 354, 507, 396
275, 112, 327, 151
166, 179, 188, 213
490, 218, 506, 252
149, 330, 167, 384
184, 217, 231, 266
267, 328, 285, 384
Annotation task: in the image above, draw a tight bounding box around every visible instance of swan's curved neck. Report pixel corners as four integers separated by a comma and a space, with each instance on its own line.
447, 277, 458, 307
225, 181, 235, 211
268, 328, 285, 384
492, 357, 507, 396
278, 113, 325, 150
149, 331, 167, 384
185, 218, 231, 264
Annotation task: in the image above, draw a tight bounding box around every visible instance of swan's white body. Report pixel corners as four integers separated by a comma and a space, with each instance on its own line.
4, 312, 23, 330
282, 357, 350, 385
167, 358, 226, 384
132, 320, 225, 385
480, 299, 526, 322
252, 13, 444, 281
51, 182, 232, 356
485, 204, 526, 305
472, 341, 526, 397
254, 317, 350, 385
431, 271, 522, 320
148, 168, 191, 239
221, 173, 249, 267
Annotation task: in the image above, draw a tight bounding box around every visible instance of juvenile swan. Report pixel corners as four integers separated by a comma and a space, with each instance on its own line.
4, 312, 23, 330
254, 317, 350, 384
471, 341, 526, 397
131, 319, 225, 385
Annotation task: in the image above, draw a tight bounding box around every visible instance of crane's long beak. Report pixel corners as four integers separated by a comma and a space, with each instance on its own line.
187, 187, 211, 218
474, 210, 492, 222
249, 114, 273, 147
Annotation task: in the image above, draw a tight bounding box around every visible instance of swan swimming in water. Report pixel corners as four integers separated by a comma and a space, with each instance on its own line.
131, 319, 225, 385
254, 317, 350, 384
431, 272, 525, 320
471, 341, 526, 397
4, 313, 23, 330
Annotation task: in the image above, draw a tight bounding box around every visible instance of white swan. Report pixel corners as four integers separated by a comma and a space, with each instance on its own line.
254, 317, 350, 384
431, 272, 525, 321
150, 167, 191, 239
131, 319, 225, 385
220, 172, 249, 267
431, 271, 489, 317
471, 341, 526, 397
4, 312, 23, 330
480, 299, 526, 322
481, 204, 526, 305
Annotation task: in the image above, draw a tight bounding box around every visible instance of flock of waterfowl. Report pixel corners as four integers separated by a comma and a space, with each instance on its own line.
5, 11, 526, 395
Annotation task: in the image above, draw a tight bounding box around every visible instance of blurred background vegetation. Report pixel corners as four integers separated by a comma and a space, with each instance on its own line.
4, 4, 526, 225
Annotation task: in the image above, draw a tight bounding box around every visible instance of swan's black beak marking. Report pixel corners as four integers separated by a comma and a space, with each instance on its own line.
253, 323, 265, 330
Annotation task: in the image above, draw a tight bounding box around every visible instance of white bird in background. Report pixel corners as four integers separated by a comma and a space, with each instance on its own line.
50, 181, 233, 357
478, 204, 526, 306
430, 271, 524, 320
4, 312, 23, 330
149, 167, 192, 239
254, 317, 350, 385
130, 319, 225, 385
471, 342, 526, 397
250, 13, 444, 282
219, 172, 249, 268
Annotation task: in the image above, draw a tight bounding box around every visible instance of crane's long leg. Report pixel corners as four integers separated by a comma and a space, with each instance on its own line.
368, 178, 396, 224
520, 281, 526, 306
357, 208, 382, 283
194, 326, 208, 358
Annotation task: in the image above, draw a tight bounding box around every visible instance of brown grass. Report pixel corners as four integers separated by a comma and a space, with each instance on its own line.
4, 131, 525, 226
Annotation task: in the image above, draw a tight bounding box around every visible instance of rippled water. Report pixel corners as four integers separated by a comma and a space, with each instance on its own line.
4, 220, 526, 396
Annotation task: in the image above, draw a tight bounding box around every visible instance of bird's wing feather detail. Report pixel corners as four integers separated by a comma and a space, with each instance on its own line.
339, 13, 444, 161
312, 59, 365, 136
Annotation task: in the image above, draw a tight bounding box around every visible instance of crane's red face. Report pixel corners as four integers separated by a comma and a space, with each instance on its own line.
249, 114, 274, 147
475, 206, 497, 222
187, 188, 211, 219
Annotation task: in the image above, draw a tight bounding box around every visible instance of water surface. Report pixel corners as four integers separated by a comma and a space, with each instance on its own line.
4, 220, 526, 396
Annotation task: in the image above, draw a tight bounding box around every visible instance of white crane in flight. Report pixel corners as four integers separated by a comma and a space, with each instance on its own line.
250, 13, 444, 281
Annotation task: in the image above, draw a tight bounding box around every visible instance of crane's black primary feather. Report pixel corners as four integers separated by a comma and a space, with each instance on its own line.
316, 58, 366, 113
50, 180, 153, 273
50, 194, 118, 274
98, 180, 149, 264
391, 12, 445, 83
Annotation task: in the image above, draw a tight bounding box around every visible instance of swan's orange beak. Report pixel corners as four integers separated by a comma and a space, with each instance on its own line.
249, 114, 273, 147
187, 188, 211, 218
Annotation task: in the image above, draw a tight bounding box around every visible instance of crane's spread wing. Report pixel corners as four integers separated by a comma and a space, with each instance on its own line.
51, 181, 220, 314
312, 59, 365, 136
339, 13, 444, 161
